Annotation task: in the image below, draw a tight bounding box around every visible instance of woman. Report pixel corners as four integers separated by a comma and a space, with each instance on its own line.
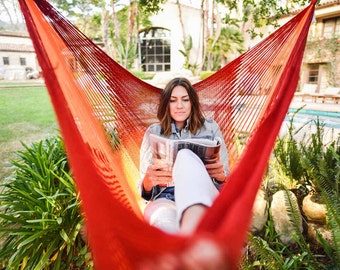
140, 77, 229, 235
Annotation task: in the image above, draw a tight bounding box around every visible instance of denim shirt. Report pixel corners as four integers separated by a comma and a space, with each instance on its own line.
139, 119, 229, 201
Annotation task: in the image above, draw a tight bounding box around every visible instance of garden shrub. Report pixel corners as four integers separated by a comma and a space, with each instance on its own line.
0, 136, 91, 269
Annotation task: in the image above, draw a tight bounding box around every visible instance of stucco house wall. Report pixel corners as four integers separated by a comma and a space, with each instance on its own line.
0, 31, 39, 80
148, 1, 205, 72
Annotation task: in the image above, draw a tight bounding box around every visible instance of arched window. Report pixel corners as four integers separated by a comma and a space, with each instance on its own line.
138, 27, 171, 72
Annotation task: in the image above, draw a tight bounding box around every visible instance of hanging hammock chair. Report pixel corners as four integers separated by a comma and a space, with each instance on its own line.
18, 0, 316, 268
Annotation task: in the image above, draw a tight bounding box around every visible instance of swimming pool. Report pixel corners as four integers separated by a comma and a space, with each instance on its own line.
280, 108, 340, 143
286, 108, 340, 130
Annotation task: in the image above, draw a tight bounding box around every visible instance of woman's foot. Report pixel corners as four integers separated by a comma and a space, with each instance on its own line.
138, 236, 229, 270
180, 204, 206, 235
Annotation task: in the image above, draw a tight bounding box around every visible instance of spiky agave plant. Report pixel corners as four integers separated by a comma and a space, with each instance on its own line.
0, 136, 92, 269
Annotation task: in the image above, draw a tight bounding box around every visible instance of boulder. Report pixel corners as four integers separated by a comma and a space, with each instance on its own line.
306, 222, 332, 245
251, 189, 269, 233
302, 194, 327, 224
270, 190, 303, 245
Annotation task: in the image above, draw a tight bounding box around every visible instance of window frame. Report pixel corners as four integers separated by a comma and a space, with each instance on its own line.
3, 57, 9, 65
138, 27, 171, 72
323, 17, 340, 38
307, 64, 319, 84
20, 57, 26, 66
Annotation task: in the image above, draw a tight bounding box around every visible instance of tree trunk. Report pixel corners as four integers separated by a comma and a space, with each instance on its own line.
200, 0, 210, 71
111, 0, 121, 62
177, 0, 186, 41
200, 0, 206, 71
0, 0, 16, 25
124, 0, 138, 68
101, 4, 110, 56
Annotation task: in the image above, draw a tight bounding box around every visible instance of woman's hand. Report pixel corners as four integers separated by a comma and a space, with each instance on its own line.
142, 159, 173, 192
205, 160, 226, 183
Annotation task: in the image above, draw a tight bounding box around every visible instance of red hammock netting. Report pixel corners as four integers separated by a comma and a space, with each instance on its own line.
18, 0, 316, 268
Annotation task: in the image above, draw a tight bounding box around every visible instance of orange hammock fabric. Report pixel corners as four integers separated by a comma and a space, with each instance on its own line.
19, 0, 316, 268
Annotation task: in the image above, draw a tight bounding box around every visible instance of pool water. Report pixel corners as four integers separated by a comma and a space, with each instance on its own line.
280, 108, 340, 143
286, 108, 340, 130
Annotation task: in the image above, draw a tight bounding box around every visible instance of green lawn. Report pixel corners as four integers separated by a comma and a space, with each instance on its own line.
0, 84, 58, 180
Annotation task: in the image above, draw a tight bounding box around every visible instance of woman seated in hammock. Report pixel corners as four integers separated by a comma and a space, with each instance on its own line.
139, 77, 229, 234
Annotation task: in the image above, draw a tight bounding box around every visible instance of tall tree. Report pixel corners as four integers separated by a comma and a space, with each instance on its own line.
100, 1, 110, 55
110, 0, 121, 61
124, 0, 138, 68
207, 26, 246, 69
0, 0, 25, 30
47, 0, 310, 70
0, 0, 15, 25
217, 0, 309, 37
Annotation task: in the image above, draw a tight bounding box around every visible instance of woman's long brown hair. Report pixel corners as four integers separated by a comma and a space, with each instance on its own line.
157, 77, 205, 136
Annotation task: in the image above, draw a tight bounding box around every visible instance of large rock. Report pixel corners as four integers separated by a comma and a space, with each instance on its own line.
306, 222, 332, 245
302, 194, 327, 224
270, 190, 303, 245
251, 189, 268, 233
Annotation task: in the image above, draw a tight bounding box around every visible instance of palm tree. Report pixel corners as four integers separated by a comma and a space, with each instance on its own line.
206, 26, 246, 70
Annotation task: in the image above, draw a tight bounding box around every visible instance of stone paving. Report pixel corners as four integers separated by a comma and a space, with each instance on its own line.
290, 96, 340, 113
